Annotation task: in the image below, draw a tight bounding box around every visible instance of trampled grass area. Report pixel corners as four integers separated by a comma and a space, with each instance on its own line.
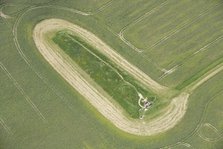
1, 0, 223, 148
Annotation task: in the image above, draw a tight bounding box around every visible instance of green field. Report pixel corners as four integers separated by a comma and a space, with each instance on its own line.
1, 0, 223, 148
96, 0, 223, 89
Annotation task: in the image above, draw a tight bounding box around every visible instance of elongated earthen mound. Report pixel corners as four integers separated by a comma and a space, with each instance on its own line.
33, 19, 189, 136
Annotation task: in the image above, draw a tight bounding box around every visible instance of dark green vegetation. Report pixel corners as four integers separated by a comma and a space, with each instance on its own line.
0, 0, 223, 148
52, 31, 158, 118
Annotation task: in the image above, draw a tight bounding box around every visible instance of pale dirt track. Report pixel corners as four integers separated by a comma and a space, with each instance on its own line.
33, 19, 190, 136
0, 11, 11, 19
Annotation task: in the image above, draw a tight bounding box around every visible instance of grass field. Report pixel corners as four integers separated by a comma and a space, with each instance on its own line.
0, 0, 223, 148
95, 0, 223, 89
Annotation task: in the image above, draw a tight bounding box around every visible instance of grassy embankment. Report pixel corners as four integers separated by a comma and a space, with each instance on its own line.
52, 30, 166, 118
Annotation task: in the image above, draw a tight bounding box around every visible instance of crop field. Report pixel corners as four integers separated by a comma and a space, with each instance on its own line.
0, 0, 223, 148
96, 0, 223, 89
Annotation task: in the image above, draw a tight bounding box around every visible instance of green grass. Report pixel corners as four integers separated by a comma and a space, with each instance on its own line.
123, 0, 223, 88
95, 0, 167, 32
0, 0, 223, 148
176, 56, 223, 90
51, 30, 161, 118
182, 85, 223, 149
51, 0, 111, 12
2, 0, 111, 12
95, 0, 223, 88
